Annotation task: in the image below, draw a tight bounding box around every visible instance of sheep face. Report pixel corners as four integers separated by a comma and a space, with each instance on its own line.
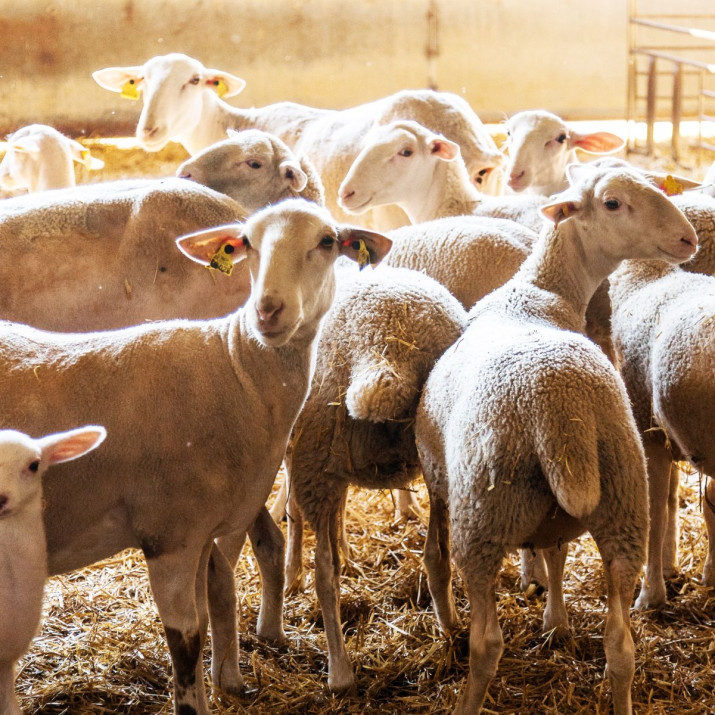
541, 165, 698, 263
505, 110, 624, 195
338, 120, 459, 215
176, 130, 307, 211
0, 427, 106, 519
93, 53, 245, 152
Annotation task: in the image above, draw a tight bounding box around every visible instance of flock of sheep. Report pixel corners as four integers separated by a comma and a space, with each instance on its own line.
0, 51, 713, 715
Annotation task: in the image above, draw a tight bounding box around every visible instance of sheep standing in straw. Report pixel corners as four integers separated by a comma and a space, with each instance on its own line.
416, 164, 697, 714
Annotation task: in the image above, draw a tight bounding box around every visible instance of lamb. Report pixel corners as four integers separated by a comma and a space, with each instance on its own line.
0, 198, 392, 714
0, 425, 106, 715
415, 164, 697, 714
92, 53, 505, 226
0, 124, 104, 194
338, 119, 546, 231
176, 128, 325, 209
503, 110, 624, 195
609, 260, 715, 609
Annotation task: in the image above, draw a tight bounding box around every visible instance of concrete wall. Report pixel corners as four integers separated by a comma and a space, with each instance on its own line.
0, 0, 712, 135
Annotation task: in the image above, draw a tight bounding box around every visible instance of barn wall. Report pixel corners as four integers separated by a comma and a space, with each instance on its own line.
0, 0, 713, 135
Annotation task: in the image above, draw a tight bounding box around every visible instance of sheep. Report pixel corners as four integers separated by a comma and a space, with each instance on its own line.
415, 164, 697, 714
0, 124, 104, 194
92, 53, 505, 226
0, 198, 393, 714
338, 119, 546, 231
176, 128, 325, 209
0, 425, 106, 715
277, 265, 467, 691
503, 110, 624, 195
609, 260, 715, 609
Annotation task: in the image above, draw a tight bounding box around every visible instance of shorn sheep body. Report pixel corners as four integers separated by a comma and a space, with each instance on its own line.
0, 124, 104, 194
415, 165, 697, 714
0, 426, 106, 715
0, 199, 392, 714
92, 53, 505, 225
610, 259, 715, 608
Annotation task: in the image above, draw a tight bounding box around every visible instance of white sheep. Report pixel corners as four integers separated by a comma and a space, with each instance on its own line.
338, 119, 546, 231
503, 110, 624, 195
0, 425, 106, 715
0, 124, 104, 194
176, 128, 325, 209
0, 198, 392, 713
415, 164, 697, 714
92, 53, 505, 226
609, 260, 715, 608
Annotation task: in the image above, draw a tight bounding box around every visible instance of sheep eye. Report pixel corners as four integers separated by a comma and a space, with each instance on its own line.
247, 160, 262, 169
398, 148, 413, 157
604, 198, 621, 211
556, 133, 567, 144
28, 460, 40, 473
189, 76, 200, 85
320, 235, 335, 248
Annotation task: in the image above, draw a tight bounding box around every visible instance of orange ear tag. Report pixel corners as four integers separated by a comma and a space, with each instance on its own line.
208, 242, 237, 276
661, 175, 684, 197
208, 78, 228, 98
120, 79, 140, 100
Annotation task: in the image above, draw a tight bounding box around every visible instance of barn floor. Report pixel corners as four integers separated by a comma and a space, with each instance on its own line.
10, 133, 715, 714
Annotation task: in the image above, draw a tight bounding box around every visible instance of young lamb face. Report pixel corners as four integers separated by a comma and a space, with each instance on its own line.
543, 165, 698, 263
176, 199, 392, 347
176, 130, 307, 211
93, 53, 245, 151
505, 110, 624, 194
0, 427, 106, 519
338, 120, 460, 214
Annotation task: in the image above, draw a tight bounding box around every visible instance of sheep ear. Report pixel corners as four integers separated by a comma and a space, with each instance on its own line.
203, 70, 246, 98
39, 426, 107, 466
640, 170, 701, 195
429, 136, 460, 161
175, 224, 249, 268
92, 66, 143, 93
570, 131, 625, 155
69, 141, 105, 170
541, 194, 582, 225
337, 227, 392, 268
11, 137, 41, 157
565, 162, 594, 186
280, 160, 308, 192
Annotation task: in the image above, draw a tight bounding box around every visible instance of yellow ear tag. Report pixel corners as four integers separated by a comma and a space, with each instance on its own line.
120, 79, 140, 100
562, 204, 570, 218
208, 242, 236, 276
357, 238, 371, 270
661, 174, 684, 197
80, 149, 92, 168
208, 78, 228, 98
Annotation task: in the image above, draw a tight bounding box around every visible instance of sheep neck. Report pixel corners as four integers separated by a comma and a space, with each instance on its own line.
524, 220, 620, 320
403, 158, 481, 224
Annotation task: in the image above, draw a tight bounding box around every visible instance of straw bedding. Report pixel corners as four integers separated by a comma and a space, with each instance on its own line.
9, 139, 715, 714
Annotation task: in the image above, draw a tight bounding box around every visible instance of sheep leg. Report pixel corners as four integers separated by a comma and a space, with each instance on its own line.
454, 576, 503, 715
541, 544, 570, 637
0, 662, 20, 715
662, 463, 680, 578
314, 496, 354, 691
285, 487, 306, 593
146, 546, 211, 715
393, 487, 422, 520
269, 467, 288, 523
248, 506, 286, 642
423, 490, 458, 632
635, 440, 671, 609
207, 542, 243, 695
702, 476, 715, 586
602, 557, 637, 715
518, 547, 548, 595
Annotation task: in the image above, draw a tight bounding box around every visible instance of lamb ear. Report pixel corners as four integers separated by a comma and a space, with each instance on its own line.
280, 160, 308, 192
565, 162, 594, 186
11, 137, 41, 157
429, 136, 460, 161
92, 66, 143, 92
203, 70, 246, 98
640, 170, 702, 194
39, 426, 107, 466
176, 224, 249, 267
69, 141, 105, 170
570, 131, 625, 155
337, 227, 393, 267
541, 193, 582, 225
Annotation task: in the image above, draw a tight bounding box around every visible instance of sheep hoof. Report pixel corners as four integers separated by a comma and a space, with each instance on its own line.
701, 561, 715, 587
523, 581, 546, 599
212, 667, 245, 697
634, 588, 666, 611
327, 668, 355, 693
256, 623, 286, 644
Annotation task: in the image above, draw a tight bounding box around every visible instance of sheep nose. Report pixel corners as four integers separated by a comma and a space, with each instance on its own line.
475, 167, 493, 185
340, 188, 355, 202
141, 126, 161, 140
177, 171, 191, 179
681, 232, 698, 249
509, 169, 525, 185
0, 495, 7, 510
256, 299, 284, 323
